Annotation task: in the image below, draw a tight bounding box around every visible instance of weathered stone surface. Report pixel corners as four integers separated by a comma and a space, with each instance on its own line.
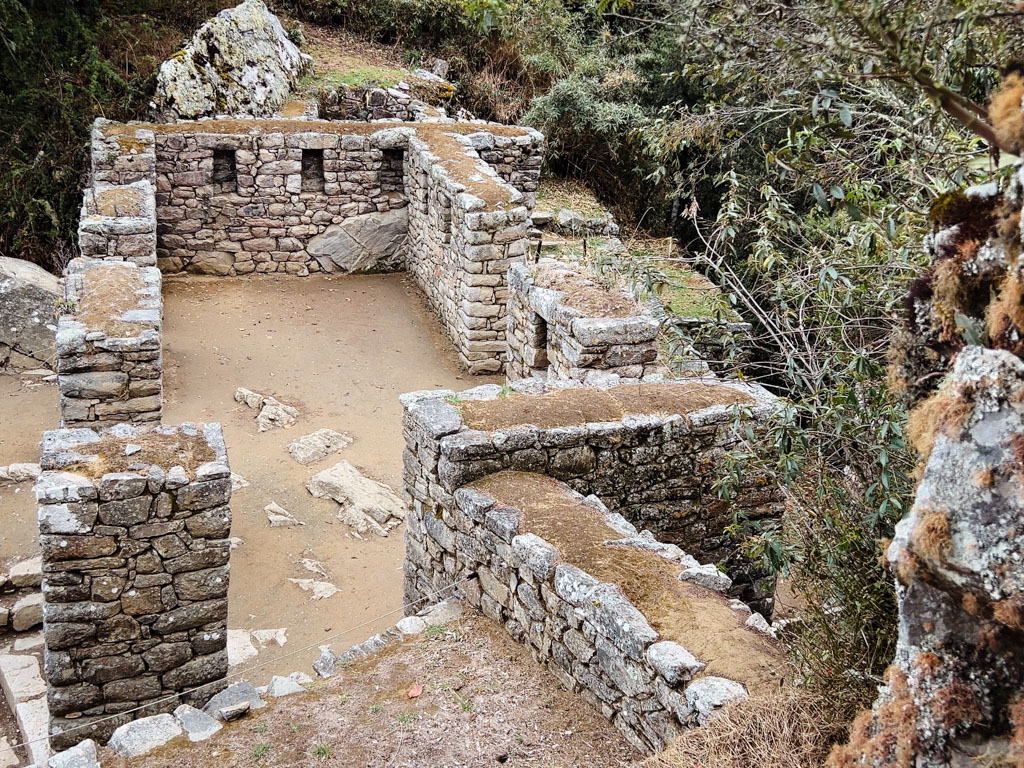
153, 0, 310, 121
308, 208, 408, 274
645, 641, 705, 686
48, 738, 100, 768
203, 682, 266, 721
678, 563, 733, 593
12, 592, 44, 631
173, 704, 222, 742
108, 713, 183, 758
307, 460, 406, 531
684, 677, 747, 724
0, 255, 59, 369
0, 654, 46, 710
286, 429, 353, 465
266, 675, 305, 697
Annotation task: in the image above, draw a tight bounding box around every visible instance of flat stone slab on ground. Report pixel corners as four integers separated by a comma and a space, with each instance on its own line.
9, 557, 41, 588
203, 682, 266, 721
226, 629, 258, 667
288, 578, 339, 600
0, 653, 46, 710
266, 675, 305, 697
174, 704, 222, 742
15, 696, 50, 766
108, 713, 183, 759
286, 429, 352, 465
307, 461, 406, 535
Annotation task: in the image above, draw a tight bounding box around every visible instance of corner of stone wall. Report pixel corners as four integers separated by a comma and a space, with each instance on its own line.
507, 259, 665, 384
36, 422, 231, 749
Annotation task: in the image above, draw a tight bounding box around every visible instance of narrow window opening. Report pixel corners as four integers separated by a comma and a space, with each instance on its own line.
532, 314, 550, 373
212, 149, 237, 189
381, 148, 405, 194
301, 149, 325, 192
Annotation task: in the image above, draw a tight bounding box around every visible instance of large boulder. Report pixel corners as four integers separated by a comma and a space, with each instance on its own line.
153, 0, 311, 120
0, 256, 59, 370
307, 208, 408, 274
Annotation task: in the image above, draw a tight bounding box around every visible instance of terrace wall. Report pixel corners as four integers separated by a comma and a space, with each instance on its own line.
401, 379, 784, 615
507, 259, 664, 383
400, 466, 779, 753
36, 423, 232, 749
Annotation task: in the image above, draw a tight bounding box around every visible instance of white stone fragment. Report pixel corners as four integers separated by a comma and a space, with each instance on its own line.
16, 697, 50, 766
9, 556, 42, 588
226, 629, 258, 666
173, 704, 222, 743
265, 501, 303, 527
307, 460, 406, 533
0, 737, 16, 768
0, 653, 46, 711
286, 429, 353, 465
678, 563, 733, 593
48, 738, 99, 768
396, 616, 427, 636
266, 675, 305, 697
684, 677, 748, 724
745, 612, 776, 637
251, 628, 288, 647
108, 713, 183, 758
288, 579, 339, 600
11, 592, 43, 631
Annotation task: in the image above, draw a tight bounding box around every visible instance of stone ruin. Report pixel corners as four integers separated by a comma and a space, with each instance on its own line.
36, 423, 232, 750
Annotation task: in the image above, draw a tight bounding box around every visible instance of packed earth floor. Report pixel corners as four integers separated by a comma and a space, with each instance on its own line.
0, 274, 502, 711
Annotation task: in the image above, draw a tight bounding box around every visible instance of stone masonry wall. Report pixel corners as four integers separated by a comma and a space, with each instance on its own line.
84, 117, 544, 374
35, 423, 232, 749
401, 378, 784, 615
79, 124, 157, 267
404, 133, 533, 374
57, 258, 163, 428
507, 259, 664, 383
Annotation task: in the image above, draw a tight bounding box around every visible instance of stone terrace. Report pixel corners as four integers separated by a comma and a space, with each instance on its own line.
402, 378, 785, 617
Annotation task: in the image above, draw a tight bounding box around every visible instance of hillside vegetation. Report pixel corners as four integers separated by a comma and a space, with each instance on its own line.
2, 0, 1022, 749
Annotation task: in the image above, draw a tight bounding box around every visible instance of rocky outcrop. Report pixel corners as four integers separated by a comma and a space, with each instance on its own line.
153, 0, 311, 121
830, 348, 1024, 767
0, 256, 59, 369
307, 208, 408, 274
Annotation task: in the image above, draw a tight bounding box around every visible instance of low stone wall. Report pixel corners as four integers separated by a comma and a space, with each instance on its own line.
404, 133, 532, 374
401, 468, 781, 752
56, 258, 163, 428
318, 83, 445, 122
36, 422, 232, 749
401, 378, 784, 614
507, 259, 664, 383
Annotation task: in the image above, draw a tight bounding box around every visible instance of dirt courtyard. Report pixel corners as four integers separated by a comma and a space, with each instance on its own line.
0, 273, 499, 679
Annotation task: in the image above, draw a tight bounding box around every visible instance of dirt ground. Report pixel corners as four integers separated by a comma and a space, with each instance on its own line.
0, 375, 58, 568
100, 612, 639, 768
160, 274, 500, 676
0, 274, 499, 683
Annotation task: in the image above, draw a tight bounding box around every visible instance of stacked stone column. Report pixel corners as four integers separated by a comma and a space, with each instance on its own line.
56, 258, 163, 428
35, 423, 232, 748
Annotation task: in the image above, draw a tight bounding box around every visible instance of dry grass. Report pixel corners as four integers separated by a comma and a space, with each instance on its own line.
60, 430, 215, 480
535, 177, 608, 218
533, 262, 639, 317
643, 688, 844, 768
459, 382, 753, 431
100, 613, 638, 768
905, 387, 971, 463
474, 471, 786, 691
991, 73, 1024, 156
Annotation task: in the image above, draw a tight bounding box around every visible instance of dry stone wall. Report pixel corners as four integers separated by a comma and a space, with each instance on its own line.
56, 258, 163, 428
81, 117, 544, 374
507, 259, 664, 383
35, 422, 232, 749
0, 557, 43, 635
401, 378, 784, 614
400, 465, 779, 753
79, 125, 157, 267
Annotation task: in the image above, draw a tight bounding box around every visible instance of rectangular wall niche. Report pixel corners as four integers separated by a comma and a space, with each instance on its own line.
381, 148, 405, 194
212, 149, 237, 190
301, 148, 325, 192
